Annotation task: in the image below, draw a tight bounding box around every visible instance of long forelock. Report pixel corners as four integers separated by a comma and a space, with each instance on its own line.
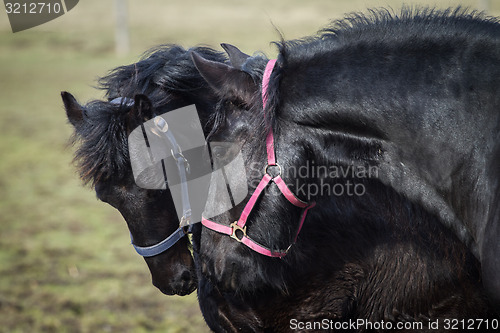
74, 45, 227, 187
71, 101, 131, 187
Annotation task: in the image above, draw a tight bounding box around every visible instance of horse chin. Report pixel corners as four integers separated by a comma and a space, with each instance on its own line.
148, 257, 198, 296
154, 273, 198, 296
156, 283, 197, 296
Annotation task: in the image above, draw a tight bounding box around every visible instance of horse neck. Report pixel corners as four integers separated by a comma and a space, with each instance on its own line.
276, 47, 500, 254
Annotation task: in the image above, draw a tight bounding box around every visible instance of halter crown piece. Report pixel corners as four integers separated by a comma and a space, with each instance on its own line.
201, 59, 316, 258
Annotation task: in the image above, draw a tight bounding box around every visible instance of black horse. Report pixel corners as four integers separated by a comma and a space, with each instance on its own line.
62, 45, 225, 296
62, 44, 292, 331
193, 7, 499, 327
62, 11, 499, 329
62, 43, 321, 332
59, 42, 418, 332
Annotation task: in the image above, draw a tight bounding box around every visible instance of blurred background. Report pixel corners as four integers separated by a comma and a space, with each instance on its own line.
0, 1, 498, 332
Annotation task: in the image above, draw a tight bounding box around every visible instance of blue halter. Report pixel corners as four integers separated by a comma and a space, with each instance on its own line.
131, 225, 191, 257
112, 97, 193, 257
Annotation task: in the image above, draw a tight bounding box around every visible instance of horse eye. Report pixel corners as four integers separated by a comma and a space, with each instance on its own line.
224, 99, 246, 109
224, 100, 235, 108
95, 181, 115, 203
212, 145, 227, 159
95, 185, 109, 203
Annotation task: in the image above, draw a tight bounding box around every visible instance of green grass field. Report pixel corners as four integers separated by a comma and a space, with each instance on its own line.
0, 0, 496, 332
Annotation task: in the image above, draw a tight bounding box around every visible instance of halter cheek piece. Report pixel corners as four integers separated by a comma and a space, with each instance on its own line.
111, 97, 193, 257
131, 116, 193, 257
201, 60, 316, 258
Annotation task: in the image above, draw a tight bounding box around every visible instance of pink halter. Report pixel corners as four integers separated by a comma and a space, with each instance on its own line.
201, 59, 315, 258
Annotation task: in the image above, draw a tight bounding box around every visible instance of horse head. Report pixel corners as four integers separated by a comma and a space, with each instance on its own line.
62, 91, 198, 295
193, 48, 386, 293
192, 50, 317, 293
61, 44, 227, 296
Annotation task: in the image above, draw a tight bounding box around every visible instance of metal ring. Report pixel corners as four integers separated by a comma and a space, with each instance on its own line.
264, 163, 282, 178
154, 116, 169, 132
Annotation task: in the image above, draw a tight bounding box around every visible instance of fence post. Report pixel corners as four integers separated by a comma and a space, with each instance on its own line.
115, 0, 130, 56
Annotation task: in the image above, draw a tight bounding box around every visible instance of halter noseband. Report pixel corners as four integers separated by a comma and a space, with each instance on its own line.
116, 96, 193, 257
201, 59, 316, 258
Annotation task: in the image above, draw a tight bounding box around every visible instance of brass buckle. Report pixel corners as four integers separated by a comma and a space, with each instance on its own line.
230, 221, 247, 242
182, 225, 190, 235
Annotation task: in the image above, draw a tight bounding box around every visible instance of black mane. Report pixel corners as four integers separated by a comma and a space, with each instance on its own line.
264, 7, 500, 126
213, 8, 500, 147
279, 7, 500, 65
71, 45, 227, 186
321, 7, 500, 41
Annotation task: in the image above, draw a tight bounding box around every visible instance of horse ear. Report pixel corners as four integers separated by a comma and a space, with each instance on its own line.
191, 51, 255, 102
61, 91, 84, 128
133, 94, 154, 122
221, 43, 250, 68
